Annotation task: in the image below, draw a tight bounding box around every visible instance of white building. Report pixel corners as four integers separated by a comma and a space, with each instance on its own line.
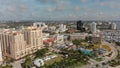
90, 22, 97, 33
69, 33, 88, 40
55, 34, 64, 44
111, 23, 116, 30
0, 41, 3, 62
34, 59, 44, 67
58, 24, 67, 32
48, 26, 56, 31
33, 22, 48, 30
42, 33, 50, 38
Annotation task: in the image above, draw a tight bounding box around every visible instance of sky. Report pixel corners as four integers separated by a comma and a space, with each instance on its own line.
0, 0, 120, 21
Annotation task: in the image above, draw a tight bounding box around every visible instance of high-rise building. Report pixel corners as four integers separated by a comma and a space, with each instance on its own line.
77, 21, 85, 32
77, 21, 83, 30
0, 30, 26, 59
111, 23, 116, 30
0, 26, 43, 60
0, 41, 3, 62
90, 22, 97, 33
23, 26, 43, 49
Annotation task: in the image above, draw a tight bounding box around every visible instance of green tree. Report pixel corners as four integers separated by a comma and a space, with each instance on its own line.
21, 56, 32, 68
3, 64, 13, 68
116, 42, 120, 46
95, 64, 99, 68
85, 36, 92, 42
72, 39, 82, 48
35, 48, 49, 58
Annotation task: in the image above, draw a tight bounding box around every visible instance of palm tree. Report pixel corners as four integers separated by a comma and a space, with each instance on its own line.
72, 39, 82, 49
35, 48, 49, 58
21, 56, 32, 68
95, 64, 99, 68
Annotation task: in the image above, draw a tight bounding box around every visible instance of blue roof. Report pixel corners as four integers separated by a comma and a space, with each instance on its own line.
80, 49, 94, 56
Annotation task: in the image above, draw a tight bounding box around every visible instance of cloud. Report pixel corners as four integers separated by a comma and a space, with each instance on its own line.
0, 0, 120, 21
98, 0, 120, 9
55, 2, 69, 11
7, 7, 15, 12
47, 7, 54, 12
81, 0, 88, 3
37, 0, 59, 3
74, 6, 81, 12
46, 0, 70, 12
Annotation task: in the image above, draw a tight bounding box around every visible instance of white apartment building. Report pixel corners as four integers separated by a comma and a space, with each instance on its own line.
111, 23, 117, 30
58, 24, 67, 32
90, 22, 97, 33
55, 34, 64, 44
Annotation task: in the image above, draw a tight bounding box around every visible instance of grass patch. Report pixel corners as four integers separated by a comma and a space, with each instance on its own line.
101, 45, 111, 51
95, 57, 103, 62
44, 54, 63, 65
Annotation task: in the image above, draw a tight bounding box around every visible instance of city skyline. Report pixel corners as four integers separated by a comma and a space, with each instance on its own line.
0, 0, 120, 21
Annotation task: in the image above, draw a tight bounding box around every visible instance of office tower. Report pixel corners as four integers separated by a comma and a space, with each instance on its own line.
77, 20, 85, 32
77, 21, 83, 30
111, 23, 117, 30
0, 30, 26, 59
91, 22, 97, 33
23, 26, 43, 49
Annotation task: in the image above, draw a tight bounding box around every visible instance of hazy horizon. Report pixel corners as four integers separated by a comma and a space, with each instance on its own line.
0, 0, 120, 21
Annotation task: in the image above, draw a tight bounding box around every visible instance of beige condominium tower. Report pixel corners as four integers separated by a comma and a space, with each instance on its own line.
23, 26, 43, 54
0, 27, 43, 60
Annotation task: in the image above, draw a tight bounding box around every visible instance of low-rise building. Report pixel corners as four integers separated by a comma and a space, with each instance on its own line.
33, 22, 48, 30
58, 24, 67, 32
101, 30, 120, 42
55, 34, 64, 44
69, 33, 88, 41
91, 35, 103, 44
42, 33, 50, 38
43, 38, 55, 46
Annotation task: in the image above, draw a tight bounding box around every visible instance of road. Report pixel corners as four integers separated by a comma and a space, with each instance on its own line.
81, 41, 118, 68
11, 59, 25, 68
103, 42, 118, 62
